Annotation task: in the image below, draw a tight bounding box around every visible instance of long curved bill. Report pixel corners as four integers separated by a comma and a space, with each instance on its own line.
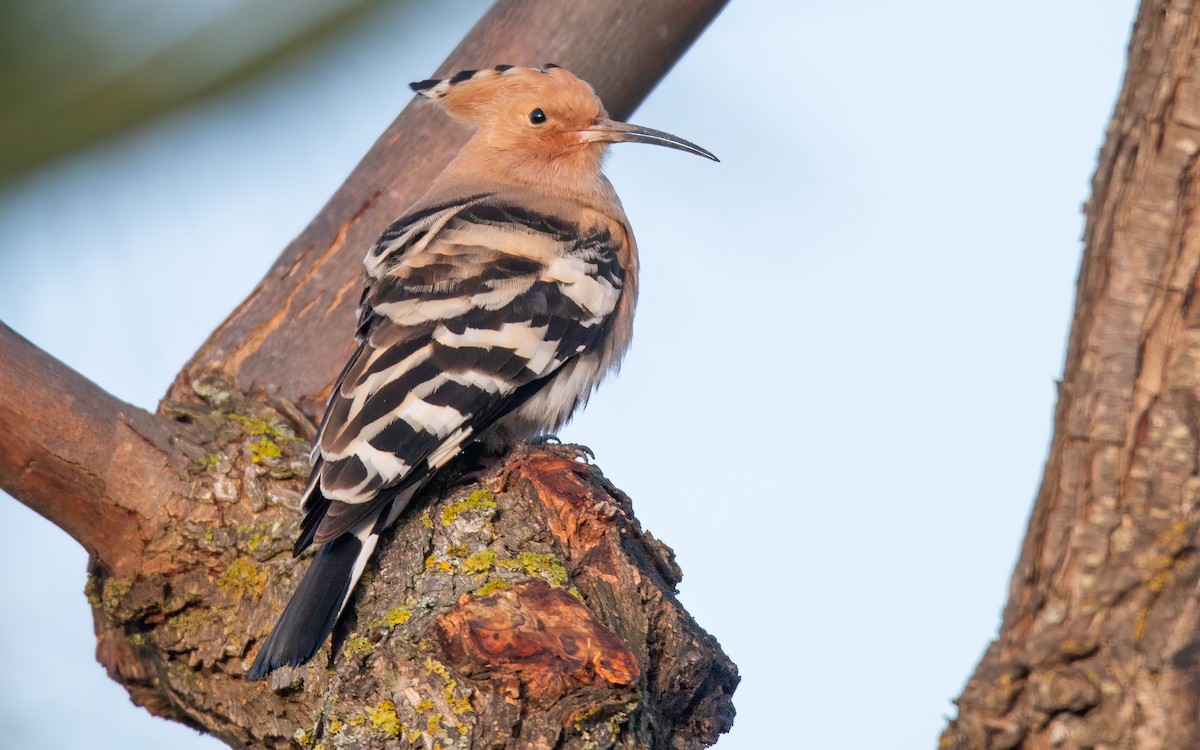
579, 119, 719, 162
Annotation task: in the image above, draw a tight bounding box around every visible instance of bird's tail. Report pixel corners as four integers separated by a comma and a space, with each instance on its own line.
245, 526, 379, 681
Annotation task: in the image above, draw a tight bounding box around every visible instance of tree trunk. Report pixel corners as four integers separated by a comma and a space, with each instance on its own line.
0, 1, 738, 748
942, 2, 1200, 747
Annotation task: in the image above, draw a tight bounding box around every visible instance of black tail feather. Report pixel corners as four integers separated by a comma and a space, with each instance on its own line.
246, 533, 362, 680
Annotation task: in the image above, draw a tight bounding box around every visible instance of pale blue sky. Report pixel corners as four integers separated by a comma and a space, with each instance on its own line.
0, 1, 1139, 747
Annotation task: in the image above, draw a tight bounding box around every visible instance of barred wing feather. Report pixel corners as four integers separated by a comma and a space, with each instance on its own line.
297, 193, 624, 550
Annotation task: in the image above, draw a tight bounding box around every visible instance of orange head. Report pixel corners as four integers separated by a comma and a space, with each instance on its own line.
410, 65, 715, 189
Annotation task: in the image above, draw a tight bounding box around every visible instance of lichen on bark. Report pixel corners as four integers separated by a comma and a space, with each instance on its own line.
84, 377, 736, 749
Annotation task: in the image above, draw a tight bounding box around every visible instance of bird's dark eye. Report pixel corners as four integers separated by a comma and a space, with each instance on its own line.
529, 108, 547, 125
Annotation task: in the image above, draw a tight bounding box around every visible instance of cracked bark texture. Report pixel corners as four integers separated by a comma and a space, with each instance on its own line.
0, 0, 737, 747
942, 2, 1200, 748
89, 379, 735, 749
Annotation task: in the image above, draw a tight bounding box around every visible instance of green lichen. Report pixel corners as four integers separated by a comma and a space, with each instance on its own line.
166, 607, 210, 639
230, 413, 295, 439
203, 527, 214, 542
462, 548, 497, 575
441, 488, 496, 525
248, 437, 282, 463
367, 700, 401, 737
84, 576, 102, 609
568, 587, 585, 602
472, 578, 511, 596
101, 578, 132, 617
198, 453, 220, 469
217, 557, 267, 600
343, 636, 373, 657
500, 551, 569, 587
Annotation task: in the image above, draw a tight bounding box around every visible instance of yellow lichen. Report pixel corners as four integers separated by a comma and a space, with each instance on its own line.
217, 557, 267, 600
426, 713, 445, 734
472, 579, 511, 596
343, 636, 373, 657
425, 657, 451, 680
293, 728, 314, 746
444, 682, 473, 716
462, 548, 498, 575
327, 718, 343, 735
414, 699, 435, 713
500, 551, 569, 587
441, 488, 497, 525
1135, 607, 1150, 641
374, 606, 411, 628
425, 555, 455, 573
368, 700, 401, 737
421, 512, 434, 529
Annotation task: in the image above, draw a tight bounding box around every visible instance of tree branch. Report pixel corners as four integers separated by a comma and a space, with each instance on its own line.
943, 2, 1200, 746
0, 322, 187, 577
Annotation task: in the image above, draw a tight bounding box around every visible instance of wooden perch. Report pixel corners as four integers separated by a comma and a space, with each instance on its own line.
89, 381, 736, 747
0, 1, 736, 747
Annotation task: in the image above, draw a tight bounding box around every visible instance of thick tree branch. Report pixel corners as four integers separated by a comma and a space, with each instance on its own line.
0, 322, 188, 577
167, 0, 729, 415
943, 2, 1200, 747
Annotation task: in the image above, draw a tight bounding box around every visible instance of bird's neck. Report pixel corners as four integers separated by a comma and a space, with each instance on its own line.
432, 139, 619, 211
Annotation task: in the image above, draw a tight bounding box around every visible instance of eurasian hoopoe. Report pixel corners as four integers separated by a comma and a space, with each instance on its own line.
246, 64, 716, 680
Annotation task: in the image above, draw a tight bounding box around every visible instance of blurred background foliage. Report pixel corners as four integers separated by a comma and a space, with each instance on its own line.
0, 0, 399, 182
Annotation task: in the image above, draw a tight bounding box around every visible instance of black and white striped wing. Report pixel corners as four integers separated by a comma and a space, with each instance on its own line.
297, 194, 624, 550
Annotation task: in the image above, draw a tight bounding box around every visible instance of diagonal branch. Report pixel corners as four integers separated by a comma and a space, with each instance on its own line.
167, 0, 729, 415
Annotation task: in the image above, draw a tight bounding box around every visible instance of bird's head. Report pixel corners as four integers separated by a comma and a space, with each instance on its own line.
410, 65, 715, 187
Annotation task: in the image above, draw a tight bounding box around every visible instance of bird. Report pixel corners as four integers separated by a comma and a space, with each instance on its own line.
246, 63, 716, 680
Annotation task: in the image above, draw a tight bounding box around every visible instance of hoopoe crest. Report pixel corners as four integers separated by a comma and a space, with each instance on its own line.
246, 64, 715, 681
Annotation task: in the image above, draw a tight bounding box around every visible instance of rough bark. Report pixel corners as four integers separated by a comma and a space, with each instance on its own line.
0, 1, 738, 748
91, 377, 736, 748
942, 2, 1200, 748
